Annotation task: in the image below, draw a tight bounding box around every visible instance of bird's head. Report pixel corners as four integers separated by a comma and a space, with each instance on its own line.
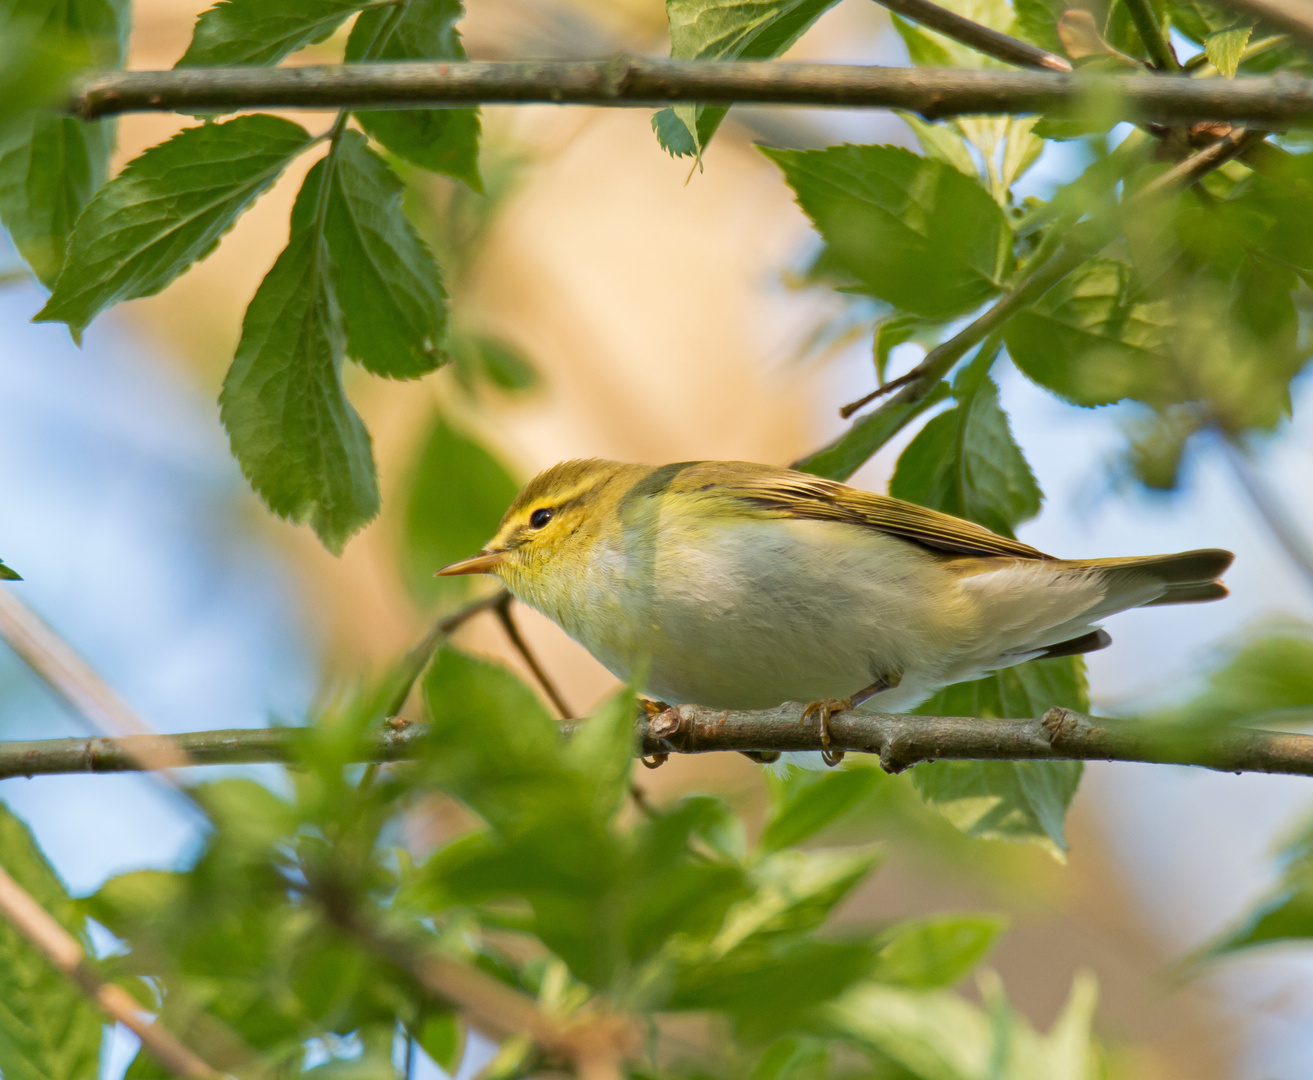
436, 458, 635, 593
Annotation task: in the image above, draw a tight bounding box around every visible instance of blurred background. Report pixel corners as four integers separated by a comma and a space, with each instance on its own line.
3, 1, 1313, 1077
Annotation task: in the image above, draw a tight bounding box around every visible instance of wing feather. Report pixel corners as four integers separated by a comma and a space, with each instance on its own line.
703, 465, 1050, 560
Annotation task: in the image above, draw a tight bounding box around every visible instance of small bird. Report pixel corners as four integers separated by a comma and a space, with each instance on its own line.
438, 459, 1232, 765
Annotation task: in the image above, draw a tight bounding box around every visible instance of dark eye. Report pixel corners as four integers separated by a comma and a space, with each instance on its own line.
529, 507, 554, 529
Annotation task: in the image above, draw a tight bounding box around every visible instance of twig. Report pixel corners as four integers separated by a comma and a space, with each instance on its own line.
1224, 0, 1313, 48
1121, 0, 1181, 70
385, 590, 509, 718
871, 0, 1072, 71
493, 594, 573, 719
1220, 438, 1313, 594
316, 882, 638, 1080
65, 62, 1313, 124
811, 127, 1263, 469
0, 863, 221, 1079
8, 703, 1313, 778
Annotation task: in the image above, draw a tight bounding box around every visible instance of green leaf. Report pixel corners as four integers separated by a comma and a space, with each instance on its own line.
911, 659, 1088, 855
870, 913, 1007, 989
1167, 0, 1240, 42
452, 334, 539, 394
1004, 257, 1171, 407
764, 144, 1012, 320
1013, 0, 1065, 52
292, 130, 448, 379
0, 0, 128, 288
793, 381, 950, 482
0, 804, 103, 1080
890, 370, 1041, 538
178, 0, 371, 67
402, 414, 519, 604
655, 0, 843, 157
564, 686, 638, 821
760, 767, 883, 852
345, 0, 481, 189
414, 1012, 463, 1073
0, 558, 20, 581
36, 115, 313, 335
219, 223, 379, 553
1204, 24, 1252, 76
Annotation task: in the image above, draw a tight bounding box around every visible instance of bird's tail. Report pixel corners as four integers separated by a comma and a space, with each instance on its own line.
1059, 548, 1234, 607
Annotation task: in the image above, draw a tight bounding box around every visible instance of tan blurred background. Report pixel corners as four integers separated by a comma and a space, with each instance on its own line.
103, 2, 1245, 1075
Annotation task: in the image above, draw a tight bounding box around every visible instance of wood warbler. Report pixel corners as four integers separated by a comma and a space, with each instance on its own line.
438, 459, 1232, 765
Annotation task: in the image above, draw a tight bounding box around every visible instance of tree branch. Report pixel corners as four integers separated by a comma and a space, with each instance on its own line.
6, 703, 1313, 779
870, 0, 1073, 71
65, 61, 1313, 125
1225, 0, 1313, 48
0, 863, 221, 1079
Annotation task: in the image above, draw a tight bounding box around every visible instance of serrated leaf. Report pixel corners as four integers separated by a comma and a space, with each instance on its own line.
0, 0, 127, 287
911, 660, 1088, 854
36, 115, 313, 334
890, 372, 1042, 538
794, 381, 950, 482
871, 913, 1007, 989
402, 414, 519, 604
0, 805, 103, 1080
655, 0, 842, 157
178, 0, 371, 67
345, 0, 481, 189
220, 224, 379, 553
1168, 0, 1240, 42
764, 144, 1012, 320
1004, 257, 1171, 407
1204, 24, 1253, 76
291, 130, 448, 379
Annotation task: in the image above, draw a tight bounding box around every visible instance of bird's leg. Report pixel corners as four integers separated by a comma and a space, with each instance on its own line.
638, 698, 672, 768
800, 698, 852, 767
803, 672, 902, 767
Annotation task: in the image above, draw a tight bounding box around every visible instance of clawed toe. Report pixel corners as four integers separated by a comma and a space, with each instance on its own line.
801, 697, 851, 767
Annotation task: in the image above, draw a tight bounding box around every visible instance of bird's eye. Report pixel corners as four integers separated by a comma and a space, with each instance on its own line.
529, 507, 554, 529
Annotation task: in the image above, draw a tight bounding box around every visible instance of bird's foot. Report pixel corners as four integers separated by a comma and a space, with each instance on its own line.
800, 698, 851, 767
638, 698, 673, 768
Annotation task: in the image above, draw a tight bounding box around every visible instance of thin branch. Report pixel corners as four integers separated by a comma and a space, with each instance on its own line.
1121, 0, 1182, 71
65, 61, 1313, 125
805, 126, 1264, 472
870, 0, 1073, 71
1225, 0, 1313, 48
7, 703, 1313, 778
0, 863, 221, 1079
1220, 438, 1313, 594
494, 594, 574, 719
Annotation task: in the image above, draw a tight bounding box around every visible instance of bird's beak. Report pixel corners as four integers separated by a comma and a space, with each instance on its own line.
435, 551, 506, 577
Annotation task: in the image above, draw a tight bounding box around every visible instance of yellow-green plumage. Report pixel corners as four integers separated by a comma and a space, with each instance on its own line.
440, 459, 1232, 726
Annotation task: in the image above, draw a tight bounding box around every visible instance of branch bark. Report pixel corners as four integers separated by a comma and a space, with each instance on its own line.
5, 704, 1313, 779
0, 863, 221, 1079
66, 61, 1313, 124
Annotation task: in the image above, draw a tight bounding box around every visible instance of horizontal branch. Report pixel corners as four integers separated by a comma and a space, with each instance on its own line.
5, 706, 1313, 780
69, 60, 1313, 125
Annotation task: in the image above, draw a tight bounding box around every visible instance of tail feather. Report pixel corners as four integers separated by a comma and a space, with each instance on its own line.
1062, 547, 1234, 609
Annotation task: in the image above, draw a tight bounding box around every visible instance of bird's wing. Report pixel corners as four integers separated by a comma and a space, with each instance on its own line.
711, 466, 1050, 560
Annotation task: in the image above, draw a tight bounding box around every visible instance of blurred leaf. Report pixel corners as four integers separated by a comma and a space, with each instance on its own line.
892, 13, 955, 66
178, 0, 371, 66
0, 0, 128, 287
291, 129, 448, 379
0, 804, 102, 1080
1004, 257, 1170, 407
911, 660, 1088, 855
564, 686, 638, 821
890, 367, 1041, 539
1204, 24, 1252, 75
0, 557, 20, 580
1013, 0, 1065, 52
900, 114, 977, 180
36, 115, 313, 335
1168, 0, 1241, 42
414, 1011, 463, 1073
655, 0, 842, 157
872, 313, 942, 384
794, 381, 951, 482
0, 15, 73, 130
220, 222, 378, 554
764, 144, 1012, 320
345, 0, 481, 189
870, 913, 1007, 990
452, 333, 539, 394
1208, 808, 1313, 955
1153, 627, 1313, 729
402, 414, 518, 603
761, 767, 883, 852
830, 970, 1100, 1080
